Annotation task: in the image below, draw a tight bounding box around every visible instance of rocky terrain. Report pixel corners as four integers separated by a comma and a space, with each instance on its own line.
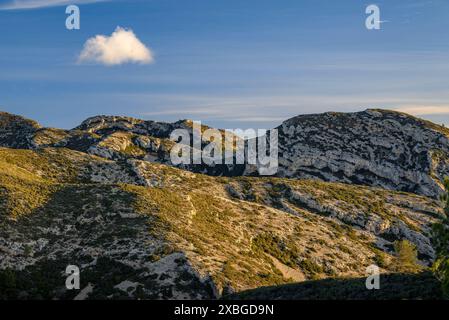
3, 109, 448, 197
0, 109, 448, 300
275, 109, 449, 198
0, 112, 245, 177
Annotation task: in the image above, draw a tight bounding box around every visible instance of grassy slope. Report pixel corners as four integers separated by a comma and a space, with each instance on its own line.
0, 147, 445, 298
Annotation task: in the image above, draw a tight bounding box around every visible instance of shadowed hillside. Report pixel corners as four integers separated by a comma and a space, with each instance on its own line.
0, 110, 447, 299
225, 272, 443, 300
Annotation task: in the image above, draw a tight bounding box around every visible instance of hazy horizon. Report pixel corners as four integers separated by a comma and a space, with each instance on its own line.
1, 0, 448, 129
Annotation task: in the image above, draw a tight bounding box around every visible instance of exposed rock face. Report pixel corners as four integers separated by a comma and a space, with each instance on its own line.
0, 146, 444, 300
0, 113, 245, 177
75, 116, 246, 176
0, 181, 215, 300
0, 109, 448, 300
0, 112, 41, 148
275, 109, 449, 198
75, 115, 180, 138
3, 109, 449, 198
60, 110, 449, 198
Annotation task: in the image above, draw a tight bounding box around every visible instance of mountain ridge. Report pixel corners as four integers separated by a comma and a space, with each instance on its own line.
1, 108, 449, 197
0, 108, 447, 299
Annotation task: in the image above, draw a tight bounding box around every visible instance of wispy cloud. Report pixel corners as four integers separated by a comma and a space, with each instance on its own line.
101, 93, 448, 128
123, 94, 410, 124
394, 106, 449, 116
78, 27, 154, 66
0, 0, 109, 10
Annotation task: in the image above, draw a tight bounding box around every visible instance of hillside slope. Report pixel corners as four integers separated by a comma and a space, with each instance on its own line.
2, 109, 449, 198
0, 145, 445, 299
276, 109, 449, 198
0, 110, 448, 299
226, 272, 443, 300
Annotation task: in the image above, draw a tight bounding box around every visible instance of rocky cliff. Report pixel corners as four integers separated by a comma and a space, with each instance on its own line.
3, 109, 448, 198
276, 109, 449, 198
0, 109, 447, 300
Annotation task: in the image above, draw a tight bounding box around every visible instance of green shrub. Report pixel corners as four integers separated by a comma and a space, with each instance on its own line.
252, 233, 299, 268
431, 176, 449, 297
393, 240, 420, 272
372, 248, 388, 268
299, 259, 324, 276
0, 269, 17, 297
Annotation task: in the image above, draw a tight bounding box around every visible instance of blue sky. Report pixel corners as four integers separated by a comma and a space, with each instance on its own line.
0, 0, 448, 129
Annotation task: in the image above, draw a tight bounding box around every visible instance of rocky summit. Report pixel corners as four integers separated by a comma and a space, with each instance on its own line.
0, 109, 447, 300
275, 109, 449, 199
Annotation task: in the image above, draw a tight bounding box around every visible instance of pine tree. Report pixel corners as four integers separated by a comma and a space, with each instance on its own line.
394, 240, 419, 272
432, 177, 449, 298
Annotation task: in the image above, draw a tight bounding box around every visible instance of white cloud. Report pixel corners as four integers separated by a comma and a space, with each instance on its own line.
78, 27, 154, 66
0, 0, 109, 10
